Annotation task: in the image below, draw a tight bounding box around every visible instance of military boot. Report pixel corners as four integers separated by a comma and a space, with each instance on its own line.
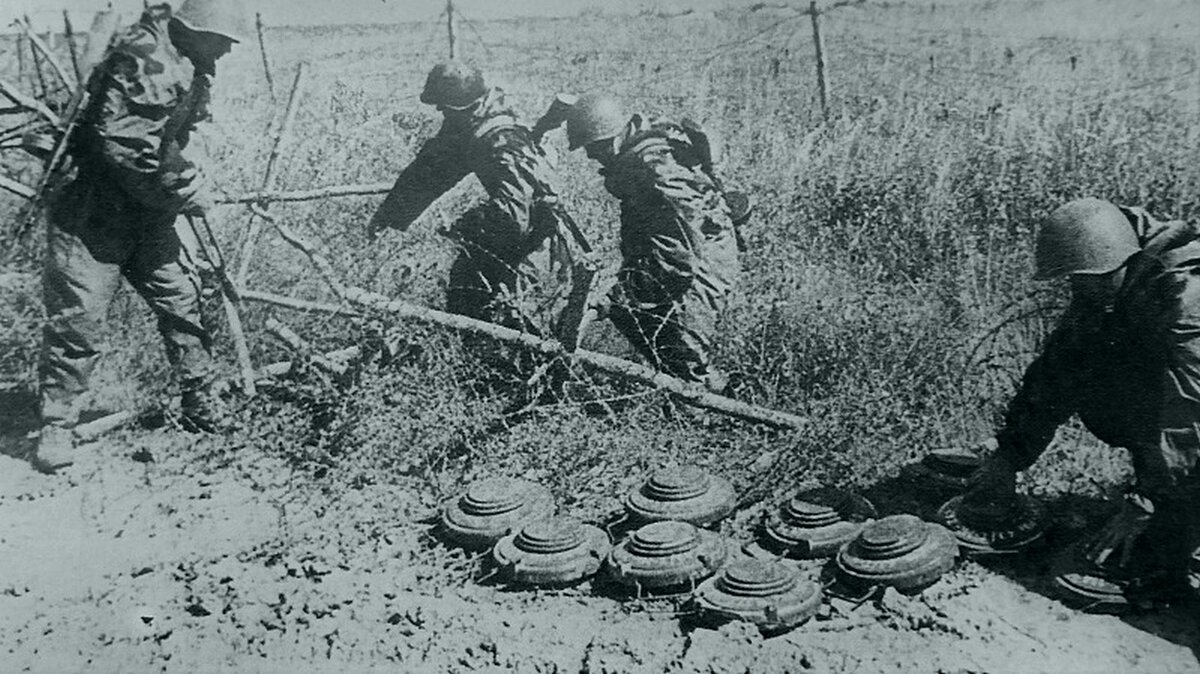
181, 385, 235, 434
32, 423, 76, 474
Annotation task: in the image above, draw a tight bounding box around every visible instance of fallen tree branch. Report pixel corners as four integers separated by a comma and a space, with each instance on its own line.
0, 77, 61, 126
218, 181, 392, 205
0, 175, 36, 199
250, 206, 808, 430
265, 316, 349, 375
241, 288, 363, 317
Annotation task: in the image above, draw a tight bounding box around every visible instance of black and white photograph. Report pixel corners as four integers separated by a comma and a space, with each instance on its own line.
0, 0, 1197, 671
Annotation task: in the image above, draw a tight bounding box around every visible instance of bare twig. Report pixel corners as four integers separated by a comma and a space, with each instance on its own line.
0, 77, 61, 126
0, 175, 36, 199
218, 181, 393, 205
18, 16, 77, 93
234, 62, 308, 286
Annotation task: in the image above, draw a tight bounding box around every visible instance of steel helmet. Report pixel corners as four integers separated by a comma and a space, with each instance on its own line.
420, 60, 486, 109
174, 0, 251, 43
565, 94, 625, 150
1034, 198, 1140, 279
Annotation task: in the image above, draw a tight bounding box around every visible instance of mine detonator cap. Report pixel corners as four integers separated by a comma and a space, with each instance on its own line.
421, 60, 487, 109
1034, 197, 1140, 280
565, 94, 626, 150
174, 0, 251, 43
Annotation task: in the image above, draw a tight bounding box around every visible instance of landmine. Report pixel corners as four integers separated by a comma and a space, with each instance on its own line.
758, 488, 877, 559
606, 520, 729, 592
693, 559, 823, 634
624, 466, 737, 527
438, 477, 555, 551
835, 515, 958, 595
491, 517, 611, 587
900, 450, 981, 497
936, 492, 1047, 556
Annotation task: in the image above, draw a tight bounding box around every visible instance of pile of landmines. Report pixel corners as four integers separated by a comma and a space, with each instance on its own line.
431, 455, 1052, 636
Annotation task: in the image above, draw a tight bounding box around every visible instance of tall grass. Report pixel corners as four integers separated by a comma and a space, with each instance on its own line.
1, 0, 1197, 505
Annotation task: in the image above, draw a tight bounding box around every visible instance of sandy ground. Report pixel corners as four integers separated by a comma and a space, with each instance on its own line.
1, 421, 1197, 674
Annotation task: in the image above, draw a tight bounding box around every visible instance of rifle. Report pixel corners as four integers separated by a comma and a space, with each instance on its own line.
184, 213, 257, 396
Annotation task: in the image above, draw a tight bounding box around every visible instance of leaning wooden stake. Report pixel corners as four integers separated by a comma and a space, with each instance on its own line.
254, 13, 276, 101
234, 61, 307, 287
62, 11, 83, 84
20, 16, 77, 94
250, 206, 808, 430
808, 0, 829, 122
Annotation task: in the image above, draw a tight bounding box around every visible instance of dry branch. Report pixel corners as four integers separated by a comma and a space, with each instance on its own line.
265, 317, 349, 375
0, 77, 61, 126
235, 62, 308, 286
250, 206, 808, 430
218, 181, 393, 205
17, 17, 77, 93
0, 175, 36, 199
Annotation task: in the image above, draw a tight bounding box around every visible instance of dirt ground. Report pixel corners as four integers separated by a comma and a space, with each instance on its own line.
2, 414, 1197, 674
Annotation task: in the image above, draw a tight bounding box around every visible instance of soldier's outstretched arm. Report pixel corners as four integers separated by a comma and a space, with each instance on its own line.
368, 135, 470, 238
530, 94, 577, 143
991, 318, 1085, 473
90, 45, 202, 212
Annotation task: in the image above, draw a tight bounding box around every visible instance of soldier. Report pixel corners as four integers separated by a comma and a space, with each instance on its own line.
368, 61, 584, 347
34, 0, 248, 473
967, 197, 1200, 606
534, 94, 743, 390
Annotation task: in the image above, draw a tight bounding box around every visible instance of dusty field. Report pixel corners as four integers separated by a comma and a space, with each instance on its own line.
1, 413, 1198, 673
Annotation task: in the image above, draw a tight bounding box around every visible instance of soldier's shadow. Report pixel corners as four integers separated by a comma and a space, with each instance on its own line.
863, 475, 1200, 660
0, 387, 39, 460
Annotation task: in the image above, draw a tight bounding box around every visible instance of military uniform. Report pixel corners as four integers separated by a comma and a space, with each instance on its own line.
40, 6, 216, 426
370, 88, 578, 335
600, 114, 741, 383
996, 206, 1200, 575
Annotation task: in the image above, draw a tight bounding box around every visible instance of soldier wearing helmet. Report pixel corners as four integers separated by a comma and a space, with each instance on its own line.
33, 0, 248, 473
369, 61, 586, 362
533, 94, 743, 389
966, 197, 1200, 607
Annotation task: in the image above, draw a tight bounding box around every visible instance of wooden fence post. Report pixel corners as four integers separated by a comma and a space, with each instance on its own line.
255, 12, 276, 100
446, 0, 457, 58
808, 1, 829, 122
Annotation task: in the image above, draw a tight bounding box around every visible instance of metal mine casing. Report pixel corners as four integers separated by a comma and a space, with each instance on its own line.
607, 520, 728, 590
624, 466, 737, 527
694, 559, 823, 633
492, 517, 611, 587
836, 515, 959, 593
438, 477, 556, 551
762, 488, 877, 559
936, 493, 1047, 555
900, 450, 982, 494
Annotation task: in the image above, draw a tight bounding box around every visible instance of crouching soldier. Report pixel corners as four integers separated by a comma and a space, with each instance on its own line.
967, 197, 1200, 607
534, 94, 744, 390
368, 61, 585, 351
34, 0, 248, 473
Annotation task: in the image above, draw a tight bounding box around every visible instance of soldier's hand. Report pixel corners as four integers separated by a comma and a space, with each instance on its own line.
1086, 492, 1155, 569
965, 448, 1017, 501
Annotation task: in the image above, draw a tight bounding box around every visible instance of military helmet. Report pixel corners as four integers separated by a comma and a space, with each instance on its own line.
565, 94, 625, 150
174, 0, 251, 43
1034, 198, 1140, 279
420, 60, 487, 109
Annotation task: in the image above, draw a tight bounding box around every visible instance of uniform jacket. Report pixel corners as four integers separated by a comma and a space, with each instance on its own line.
369, 88, 564, 258
997, 207, 1200, 499
602, 114, 740, 304
67, 5, 208, 214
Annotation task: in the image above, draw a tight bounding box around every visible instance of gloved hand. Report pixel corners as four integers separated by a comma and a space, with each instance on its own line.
964, 446, 1017, 501
1086, 491, 1155, 569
